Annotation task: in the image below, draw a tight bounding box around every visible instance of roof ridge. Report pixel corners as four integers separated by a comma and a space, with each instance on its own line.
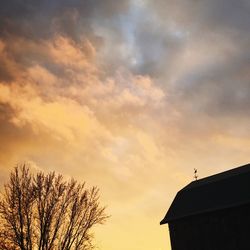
184, 163, 250, 190
160, 163, 250, 225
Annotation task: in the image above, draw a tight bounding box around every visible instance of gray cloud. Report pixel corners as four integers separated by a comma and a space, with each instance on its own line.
0, 0, 129, 39
0, 0, 250, 119
0, 0, 131, 82
0, 3, 250, 250
141, 0, 250, 119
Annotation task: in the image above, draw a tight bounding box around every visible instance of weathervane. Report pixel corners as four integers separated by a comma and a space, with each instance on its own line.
194, 168, 198, 181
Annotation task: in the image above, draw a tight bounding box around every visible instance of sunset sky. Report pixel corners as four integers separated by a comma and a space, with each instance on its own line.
0, 0, 250, 249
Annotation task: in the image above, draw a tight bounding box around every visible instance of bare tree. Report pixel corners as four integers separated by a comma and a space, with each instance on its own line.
0, 164, 108, 250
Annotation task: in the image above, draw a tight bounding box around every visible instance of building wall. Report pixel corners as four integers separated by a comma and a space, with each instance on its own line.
169, 203, 250, 250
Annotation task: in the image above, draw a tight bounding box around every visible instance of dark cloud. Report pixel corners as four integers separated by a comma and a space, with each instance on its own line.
132, 17, 185, 76
0, 0, 132, 83
141, 0, 250, 119
0, 0, 129, 41
177, 55, 250, 116
0, 58, 15, 82
0, 3, 250, 250
146, 0, 250, 32
0, 0, 250, 118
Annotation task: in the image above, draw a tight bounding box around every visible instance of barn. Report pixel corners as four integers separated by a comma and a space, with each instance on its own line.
160, 163, 250, 250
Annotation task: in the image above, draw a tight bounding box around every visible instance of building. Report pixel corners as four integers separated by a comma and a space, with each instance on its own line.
160, 163, 250, 250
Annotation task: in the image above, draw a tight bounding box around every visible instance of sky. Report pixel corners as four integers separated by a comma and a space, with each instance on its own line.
0, 0, 250, 249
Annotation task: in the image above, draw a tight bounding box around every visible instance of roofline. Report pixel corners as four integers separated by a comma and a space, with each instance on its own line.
160, 199, 250, 225
184, 163, 250, 190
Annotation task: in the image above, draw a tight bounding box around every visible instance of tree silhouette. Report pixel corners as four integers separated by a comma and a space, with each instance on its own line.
0, 164, 108, 250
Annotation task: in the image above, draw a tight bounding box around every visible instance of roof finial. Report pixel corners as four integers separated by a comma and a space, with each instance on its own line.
194, 168, 198, 181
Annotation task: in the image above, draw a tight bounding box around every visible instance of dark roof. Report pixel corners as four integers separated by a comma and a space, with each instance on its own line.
160, 163, 250, 224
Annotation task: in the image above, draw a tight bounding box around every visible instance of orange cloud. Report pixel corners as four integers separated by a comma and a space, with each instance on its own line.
0, 30, 250, 250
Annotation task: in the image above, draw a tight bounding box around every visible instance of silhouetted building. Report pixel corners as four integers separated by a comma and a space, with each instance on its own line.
160, 163, 250, 250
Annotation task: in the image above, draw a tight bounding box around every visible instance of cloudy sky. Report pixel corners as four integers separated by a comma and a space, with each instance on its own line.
0, 0, 250, 249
